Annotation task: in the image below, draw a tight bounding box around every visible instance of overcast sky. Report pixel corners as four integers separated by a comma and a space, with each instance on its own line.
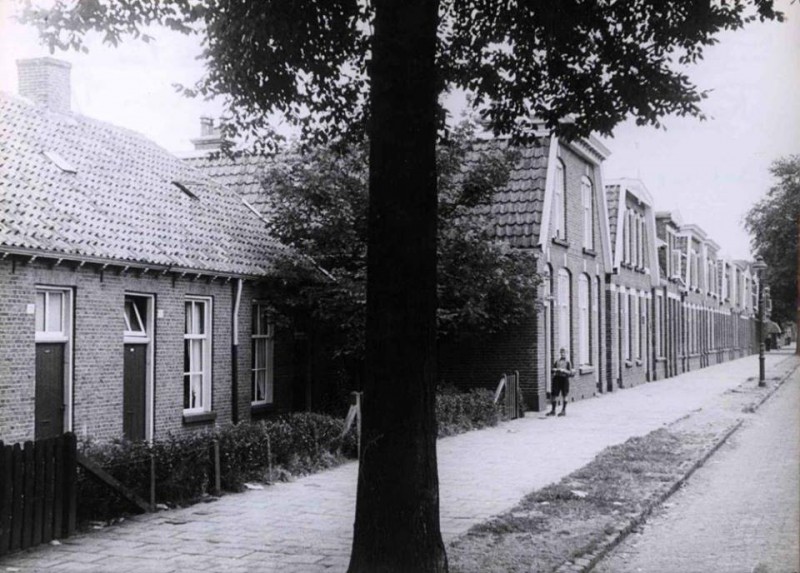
1, 1, 798, 260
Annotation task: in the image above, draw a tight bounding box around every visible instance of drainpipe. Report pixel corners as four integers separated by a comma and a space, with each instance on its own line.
231, 278, 243, 424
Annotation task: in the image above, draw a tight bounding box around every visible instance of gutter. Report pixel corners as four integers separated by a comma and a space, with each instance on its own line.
231, 278, 243, 424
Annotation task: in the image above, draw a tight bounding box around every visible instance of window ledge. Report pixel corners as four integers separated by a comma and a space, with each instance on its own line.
624, 360, 633, 368
635, 359, 643, 366
655, 357, 666, 363
250, 403, 277, 417
582, 248, 597, 257
551, 237, 570, 248
579, 366, 595, 375
182, 411, 217, 425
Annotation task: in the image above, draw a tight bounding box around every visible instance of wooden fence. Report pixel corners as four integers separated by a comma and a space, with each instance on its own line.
0, 433, 77, 556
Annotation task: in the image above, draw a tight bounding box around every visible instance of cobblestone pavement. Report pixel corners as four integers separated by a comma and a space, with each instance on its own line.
595, 358, 800, 573
2, 352, 797, 572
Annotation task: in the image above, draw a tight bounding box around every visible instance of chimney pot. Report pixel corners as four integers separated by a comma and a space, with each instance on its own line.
17, 57, 72, 114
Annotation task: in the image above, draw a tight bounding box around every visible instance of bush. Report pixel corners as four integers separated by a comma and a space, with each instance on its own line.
436, 387, 502, 437
77, 412, 357, 524
76, 389, 497, 524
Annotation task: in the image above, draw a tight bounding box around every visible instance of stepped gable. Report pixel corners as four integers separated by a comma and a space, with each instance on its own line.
0, 92, 287, 276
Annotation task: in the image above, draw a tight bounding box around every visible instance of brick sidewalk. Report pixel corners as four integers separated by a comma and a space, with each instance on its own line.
2, 351, 797, 572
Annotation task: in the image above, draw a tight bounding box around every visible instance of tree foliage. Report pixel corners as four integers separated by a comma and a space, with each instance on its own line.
18, 0, 785, 570
19, 0, 783, 147
262, 123, 538, 359
745, 155, 800, 327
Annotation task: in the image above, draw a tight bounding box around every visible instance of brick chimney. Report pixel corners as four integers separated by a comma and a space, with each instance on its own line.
17, 57, 72, 114
191, 116, 230, 152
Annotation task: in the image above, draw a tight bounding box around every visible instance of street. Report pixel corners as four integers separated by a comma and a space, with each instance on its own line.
595, 368, 800, 573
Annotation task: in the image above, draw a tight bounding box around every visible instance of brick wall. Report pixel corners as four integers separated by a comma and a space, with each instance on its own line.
0, 258, 295, 444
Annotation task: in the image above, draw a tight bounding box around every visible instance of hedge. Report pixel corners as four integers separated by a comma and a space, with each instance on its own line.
77, 387, 501, 523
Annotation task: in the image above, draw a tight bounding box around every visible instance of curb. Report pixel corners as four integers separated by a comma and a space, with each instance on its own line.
557, 358, 800, 573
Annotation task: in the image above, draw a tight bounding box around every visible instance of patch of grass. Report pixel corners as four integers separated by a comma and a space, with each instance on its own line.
448, 426, 723, 573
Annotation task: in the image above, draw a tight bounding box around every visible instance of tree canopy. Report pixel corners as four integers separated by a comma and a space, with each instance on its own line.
19, 1, 785, 570
20, 0, 783, 147
262, 123, 537, 359
745, 155, 799, 334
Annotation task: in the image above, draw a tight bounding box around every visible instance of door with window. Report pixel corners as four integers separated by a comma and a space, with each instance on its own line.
35, 288, 72, 439
123, 295, 152, 441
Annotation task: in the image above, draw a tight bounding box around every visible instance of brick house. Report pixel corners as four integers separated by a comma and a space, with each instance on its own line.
438, 133, 613, 411
0, 58, 301, 445
603, 179, 660, 390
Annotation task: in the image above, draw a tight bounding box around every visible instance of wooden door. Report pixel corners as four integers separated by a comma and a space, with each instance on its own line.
123, 344, 147, 441
35, 343, 64, 440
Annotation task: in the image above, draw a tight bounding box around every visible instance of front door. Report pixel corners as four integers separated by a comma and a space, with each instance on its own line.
123, 344, 147, 441
35, 343, 65, 440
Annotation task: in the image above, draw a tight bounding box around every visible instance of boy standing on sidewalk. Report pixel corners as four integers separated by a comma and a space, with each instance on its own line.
548, 348, 574, 417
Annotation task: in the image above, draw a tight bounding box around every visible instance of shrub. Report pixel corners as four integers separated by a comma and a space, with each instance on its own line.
77, 413, 357, 524
436, 387, 502, 437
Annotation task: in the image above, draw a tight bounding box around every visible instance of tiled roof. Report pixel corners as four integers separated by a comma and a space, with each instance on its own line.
0, 93, 286, 277
183, 152, 275, 216
187, 138, 551, 250
469, 138, 549, 248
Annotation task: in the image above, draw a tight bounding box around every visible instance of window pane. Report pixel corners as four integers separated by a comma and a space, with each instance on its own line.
190, 374, 203, 409
185, 302, 192, 335
194, 302, 204, 335
255, 371, 266, 402
184, 339, 190, 374
184, 374, 191, 409
47, 292, 63, 333
35, 292, 45, 332
191, 340, 203, 372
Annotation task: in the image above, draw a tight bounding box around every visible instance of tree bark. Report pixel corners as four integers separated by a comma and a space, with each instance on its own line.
347, 0, 446, 572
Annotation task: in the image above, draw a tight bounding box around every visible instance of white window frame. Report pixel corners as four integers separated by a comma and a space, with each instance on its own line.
184, 297, 212, 414
552, 160, 567, 240
251, 302, 275, 406
633, 294, 640, 360
578, 275, 590, 366
557, 269, 571, 359
34, 286, 74, 432
622, 291, 630, 361
581, 177, 594, 250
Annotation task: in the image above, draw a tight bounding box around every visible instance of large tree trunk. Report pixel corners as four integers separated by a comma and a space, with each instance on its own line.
347, 0, 446, 571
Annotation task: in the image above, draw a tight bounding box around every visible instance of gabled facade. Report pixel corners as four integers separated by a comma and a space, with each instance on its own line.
437, 132, 613, 410
604, 179, 660, 389
0, 59, 299, 444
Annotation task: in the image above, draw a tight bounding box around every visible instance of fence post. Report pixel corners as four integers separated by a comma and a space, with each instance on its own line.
0, 441, 11, 555
21, 441, 34, 549
213, 439, 221, 496
62, 433, 77, 538
266, 434, 273, 484
354, 391, 362, 461
149, 452, 156, 511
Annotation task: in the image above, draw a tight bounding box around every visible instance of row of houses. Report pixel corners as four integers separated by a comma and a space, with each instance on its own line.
0, 58, 761, 445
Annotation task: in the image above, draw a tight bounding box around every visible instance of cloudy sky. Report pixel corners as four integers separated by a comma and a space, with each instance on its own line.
1, 1, 798, 260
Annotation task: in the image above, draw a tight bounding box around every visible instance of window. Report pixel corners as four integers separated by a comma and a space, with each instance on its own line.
557, 269, 571, 358
252, 303, 275, 405
35, 288, 70, 341
552, 160, 567, 240
184, 298, 212, 413
124, 296, 148, 337
578, 275, 590, 365
581, 177, 594, 249
639, 217, 646, 268
622, 292, 630, 361
655, 294, 664, 358
634, 215, 641, 267
632, 295, 640, 360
